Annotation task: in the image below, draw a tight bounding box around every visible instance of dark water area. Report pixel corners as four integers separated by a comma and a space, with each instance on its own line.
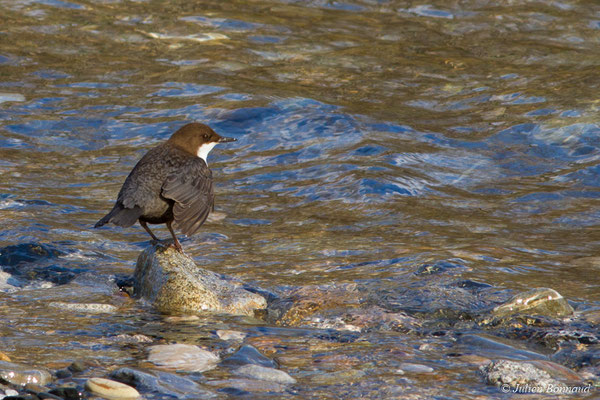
1, 0, 600, 398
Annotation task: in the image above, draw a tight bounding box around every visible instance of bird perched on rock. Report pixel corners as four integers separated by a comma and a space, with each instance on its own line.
94, 122, 236, 252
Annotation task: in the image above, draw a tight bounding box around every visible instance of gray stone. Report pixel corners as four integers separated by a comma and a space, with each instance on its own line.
0, 361, 52, 386
110, 367, 216, 399
134, 243, 266, 316
232, 365, 296, 384
147, 344, 220, 372
481, 359, 584, 392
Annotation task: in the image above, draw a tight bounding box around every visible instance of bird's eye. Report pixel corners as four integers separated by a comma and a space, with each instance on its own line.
203, 134, 209, 139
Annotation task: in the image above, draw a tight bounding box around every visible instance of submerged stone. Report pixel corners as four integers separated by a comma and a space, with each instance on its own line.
232, 365, 296, 384
134, 243, 266, 316
110, 367, 216, 399
220, 345, 276, 368
492, 288, 574, 319
147, 343, 220, 372
0, 361, 52, 386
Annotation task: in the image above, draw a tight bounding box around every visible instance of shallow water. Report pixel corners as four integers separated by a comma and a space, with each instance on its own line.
1, 0, 600, 398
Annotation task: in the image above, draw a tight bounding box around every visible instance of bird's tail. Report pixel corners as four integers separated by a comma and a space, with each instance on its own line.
94, 204, 143, 228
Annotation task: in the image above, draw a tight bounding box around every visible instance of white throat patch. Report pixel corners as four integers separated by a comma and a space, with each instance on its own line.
197, 142, 217, 164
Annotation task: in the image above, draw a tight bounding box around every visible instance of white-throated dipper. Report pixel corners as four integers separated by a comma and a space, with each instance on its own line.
94, 122, 236, 252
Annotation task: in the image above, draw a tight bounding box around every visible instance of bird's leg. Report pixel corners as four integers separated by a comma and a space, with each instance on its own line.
166, 220, 184, 253
139, 219, 159, 241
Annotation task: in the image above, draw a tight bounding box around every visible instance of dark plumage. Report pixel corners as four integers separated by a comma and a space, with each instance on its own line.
94, 123, 236, 251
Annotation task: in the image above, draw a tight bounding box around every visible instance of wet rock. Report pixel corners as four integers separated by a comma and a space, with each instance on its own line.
266, 283, 361, 326
455, 334, 547, 361
85, 377, 139, 399
134, 243, 266, 316
147, 343, 220, 372
492, 288, 574, 319
67, 361, 86, 373
221, 345, 276, 368
54, 369, 72, 379
0, 361, 52, 386
481, 359, 584, 391
110, 367, 216, 399
396, 363, 434, 374
205, 379, 286, 393
0, 243, 79, 285
216, 330, 246, 341
232, 365, 296, 384
48, 387, 82, 400
48, 302, 117, 314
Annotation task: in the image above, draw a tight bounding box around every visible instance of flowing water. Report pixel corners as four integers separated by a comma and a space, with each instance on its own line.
1, 0, 600, 398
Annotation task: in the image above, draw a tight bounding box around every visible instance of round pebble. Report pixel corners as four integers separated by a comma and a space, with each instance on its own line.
85, 377, 139, 399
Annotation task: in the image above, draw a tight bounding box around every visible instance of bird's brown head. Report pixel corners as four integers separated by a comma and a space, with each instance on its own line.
167, 122, 236, 162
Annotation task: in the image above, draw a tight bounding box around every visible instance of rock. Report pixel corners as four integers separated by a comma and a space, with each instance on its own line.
54, 369, 72, 379
220, 345, 276, 368
85, 377, 139, 399
67, 361, 86, 373
147, 344, 220, 372
481, 359, 584, 392
232, 365, 296, 384
48, 387, 82, 400
0, 361, 52, 386
110, 367, 216, 399
492, 288, 574, 319
455, 334, 547, 361
266, 283, 361, 326
4, 389, 19, 396
216, 330, 246, 341
134, 243, 266, 316
205, 379, 286, 393
396, 363, 434, 374
48, 302, 117, 314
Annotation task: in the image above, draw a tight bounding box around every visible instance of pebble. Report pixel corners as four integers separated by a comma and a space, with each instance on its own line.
221, 345, 276, 368
0, 361, 52, 385
147, 344, 220, 372
233, 364, 296, 384
5, 389, 19, 396
85, 377, 140, 399
396, 363, 434, 374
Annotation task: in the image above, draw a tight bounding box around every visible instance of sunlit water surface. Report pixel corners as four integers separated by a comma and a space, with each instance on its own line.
1, 0, 600, 398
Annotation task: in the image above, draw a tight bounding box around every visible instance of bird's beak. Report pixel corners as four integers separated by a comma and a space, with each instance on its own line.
218, 136, 237, 143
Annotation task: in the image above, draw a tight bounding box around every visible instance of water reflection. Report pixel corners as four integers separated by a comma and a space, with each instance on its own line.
0, 0, 600, 396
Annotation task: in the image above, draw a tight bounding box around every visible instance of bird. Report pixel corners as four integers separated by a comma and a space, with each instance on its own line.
94, 122, 236, 252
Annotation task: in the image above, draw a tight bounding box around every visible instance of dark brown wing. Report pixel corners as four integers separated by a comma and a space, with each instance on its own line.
161, 158, 214, 236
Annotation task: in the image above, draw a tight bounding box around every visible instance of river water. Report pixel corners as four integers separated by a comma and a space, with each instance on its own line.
1, 0, 599, 398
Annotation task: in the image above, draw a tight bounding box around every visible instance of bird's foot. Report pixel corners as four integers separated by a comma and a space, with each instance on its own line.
169, 241, 185, 254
